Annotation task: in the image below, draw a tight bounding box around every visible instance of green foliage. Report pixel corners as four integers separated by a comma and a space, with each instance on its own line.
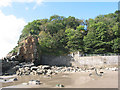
112, 38, 120, 53
19, 20, 42, 42
17, 11, 120, 56
65, 28, 84, 52
38, 31, 68, 55
84, 10, 120, 54
76, 25, 85, 31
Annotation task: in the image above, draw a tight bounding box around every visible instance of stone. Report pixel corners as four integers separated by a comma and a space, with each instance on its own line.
42, 65, 51, 69
4, 79, 7, 81
115, 68, 118, 71
19, 68, 24, 72
59, 84, 64, 87
31, 66, 38, 71
67, 68, 70, 72
89, 73, 92, 76
30, 72, 34, 75
78, 69, 81, 72
10, 55, 16, 60
37, 70, 43, 75
61, 69, 66, 72
24, 71, 30, 75
38, 65, 42, 69
16, 71, 20, 75
105, 67, 109, 70
99, 71, 104, 75
24, 67, 30, 71
28, 80, 40, 85
13, 78, 18, 81
47, 70, 52, 75
56, 84, 64, 88
33, 70, 37, 75
111, 67, 118, 71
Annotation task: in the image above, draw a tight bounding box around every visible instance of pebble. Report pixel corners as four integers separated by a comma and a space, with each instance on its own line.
13, 78, 18, 81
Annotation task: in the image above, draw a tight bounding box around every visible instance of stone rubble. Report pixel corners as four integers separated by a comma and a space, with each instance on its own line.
16, 64, 118, 76
16, 65, 84, 76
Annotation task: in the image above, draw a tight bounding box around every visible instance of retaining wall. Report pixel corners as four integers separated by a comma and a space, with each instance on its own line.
41, 54, 119, 67
73, 54, 119, 67
41, 55, 73, 66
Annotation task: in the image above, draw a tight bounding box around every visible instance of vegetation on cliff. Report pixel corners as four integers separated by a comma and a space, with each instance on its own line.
12, 11, 120, 55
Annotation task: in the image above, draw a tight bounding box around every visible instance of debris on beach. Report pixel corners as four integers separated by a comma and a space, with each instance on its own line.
28, 80, 41, 85
56, 84, 64, 88
22, 80, 41, 86
0, 76, 18, 83
13, 78, 18, 81
89, 68, 104, 77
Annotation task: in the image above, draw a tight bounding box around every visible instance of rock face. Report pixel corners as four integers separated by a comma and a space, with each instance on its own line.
1, 59, 19, 75
16, 35, 41, 64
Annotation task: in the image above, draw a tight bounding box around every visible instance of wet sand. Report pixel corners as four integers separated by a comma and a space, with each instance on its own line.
1, 70, 118, 88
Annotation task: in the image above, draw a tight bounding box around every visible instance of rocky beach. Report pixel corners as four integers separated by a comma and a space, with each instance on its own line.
0, 8, 119, 89
0, 64, 118, 88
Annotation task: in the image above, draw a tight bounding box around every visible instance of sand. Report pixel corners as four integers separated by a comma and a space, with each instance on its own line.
1, 70, 118, 88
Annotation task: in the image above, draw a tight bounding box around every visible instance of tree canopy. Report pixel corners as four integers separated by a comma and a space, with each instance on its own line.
16, 11, 120, 55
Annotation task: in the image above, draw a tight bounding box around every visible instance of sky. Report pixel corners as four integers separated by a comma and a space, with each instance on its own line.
0, 0, 119, 59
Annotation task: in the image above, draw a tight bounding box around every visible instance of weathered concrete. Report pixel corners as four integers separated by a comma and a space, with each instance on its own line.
73, 54, 119, 67
41, 53, 119, 67
41, 55, 73, 66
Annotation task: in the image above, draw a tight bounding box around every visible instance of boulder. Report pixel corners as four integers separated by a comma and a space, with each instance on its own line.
38, 65, 42, 69
24, 67, 30, 71
31, 70, 37, 75
24, 71, 30, 75
30, 72, 34, 75
46, 70, 52, 75
42, 65, 51, 69
37, 70, 43, 75
31, 66, 38, 71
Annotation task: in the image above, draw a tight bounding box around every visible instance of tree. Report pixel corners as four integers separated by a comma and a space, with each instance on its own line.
84, 10, 120, 54
84, 22, 112, 54
17, 11, 120, 56
65, 28, 84, 52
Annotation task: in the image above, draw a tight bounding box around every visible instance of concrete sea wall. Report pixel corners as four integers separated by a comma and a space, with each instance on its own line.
41, 53, 119, 67
41, 55, 73, 66
73, 54, 119, 67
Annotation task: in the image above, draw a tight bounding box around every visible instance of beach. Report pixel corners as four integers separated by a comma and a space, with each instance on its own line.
1, 70, 118, 88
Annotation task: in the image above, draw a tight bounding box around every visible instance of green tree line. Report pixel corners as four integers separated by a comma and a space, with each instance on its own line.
17, 11, 120, 55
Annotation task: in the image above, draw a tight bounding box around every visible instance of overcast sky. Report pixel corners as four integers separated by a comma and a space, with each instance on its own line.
0, 0, 118, 59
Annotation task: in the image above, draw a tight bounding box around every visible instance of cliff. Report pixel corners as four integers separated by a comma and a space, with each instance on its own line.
7, 35, 41, 65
